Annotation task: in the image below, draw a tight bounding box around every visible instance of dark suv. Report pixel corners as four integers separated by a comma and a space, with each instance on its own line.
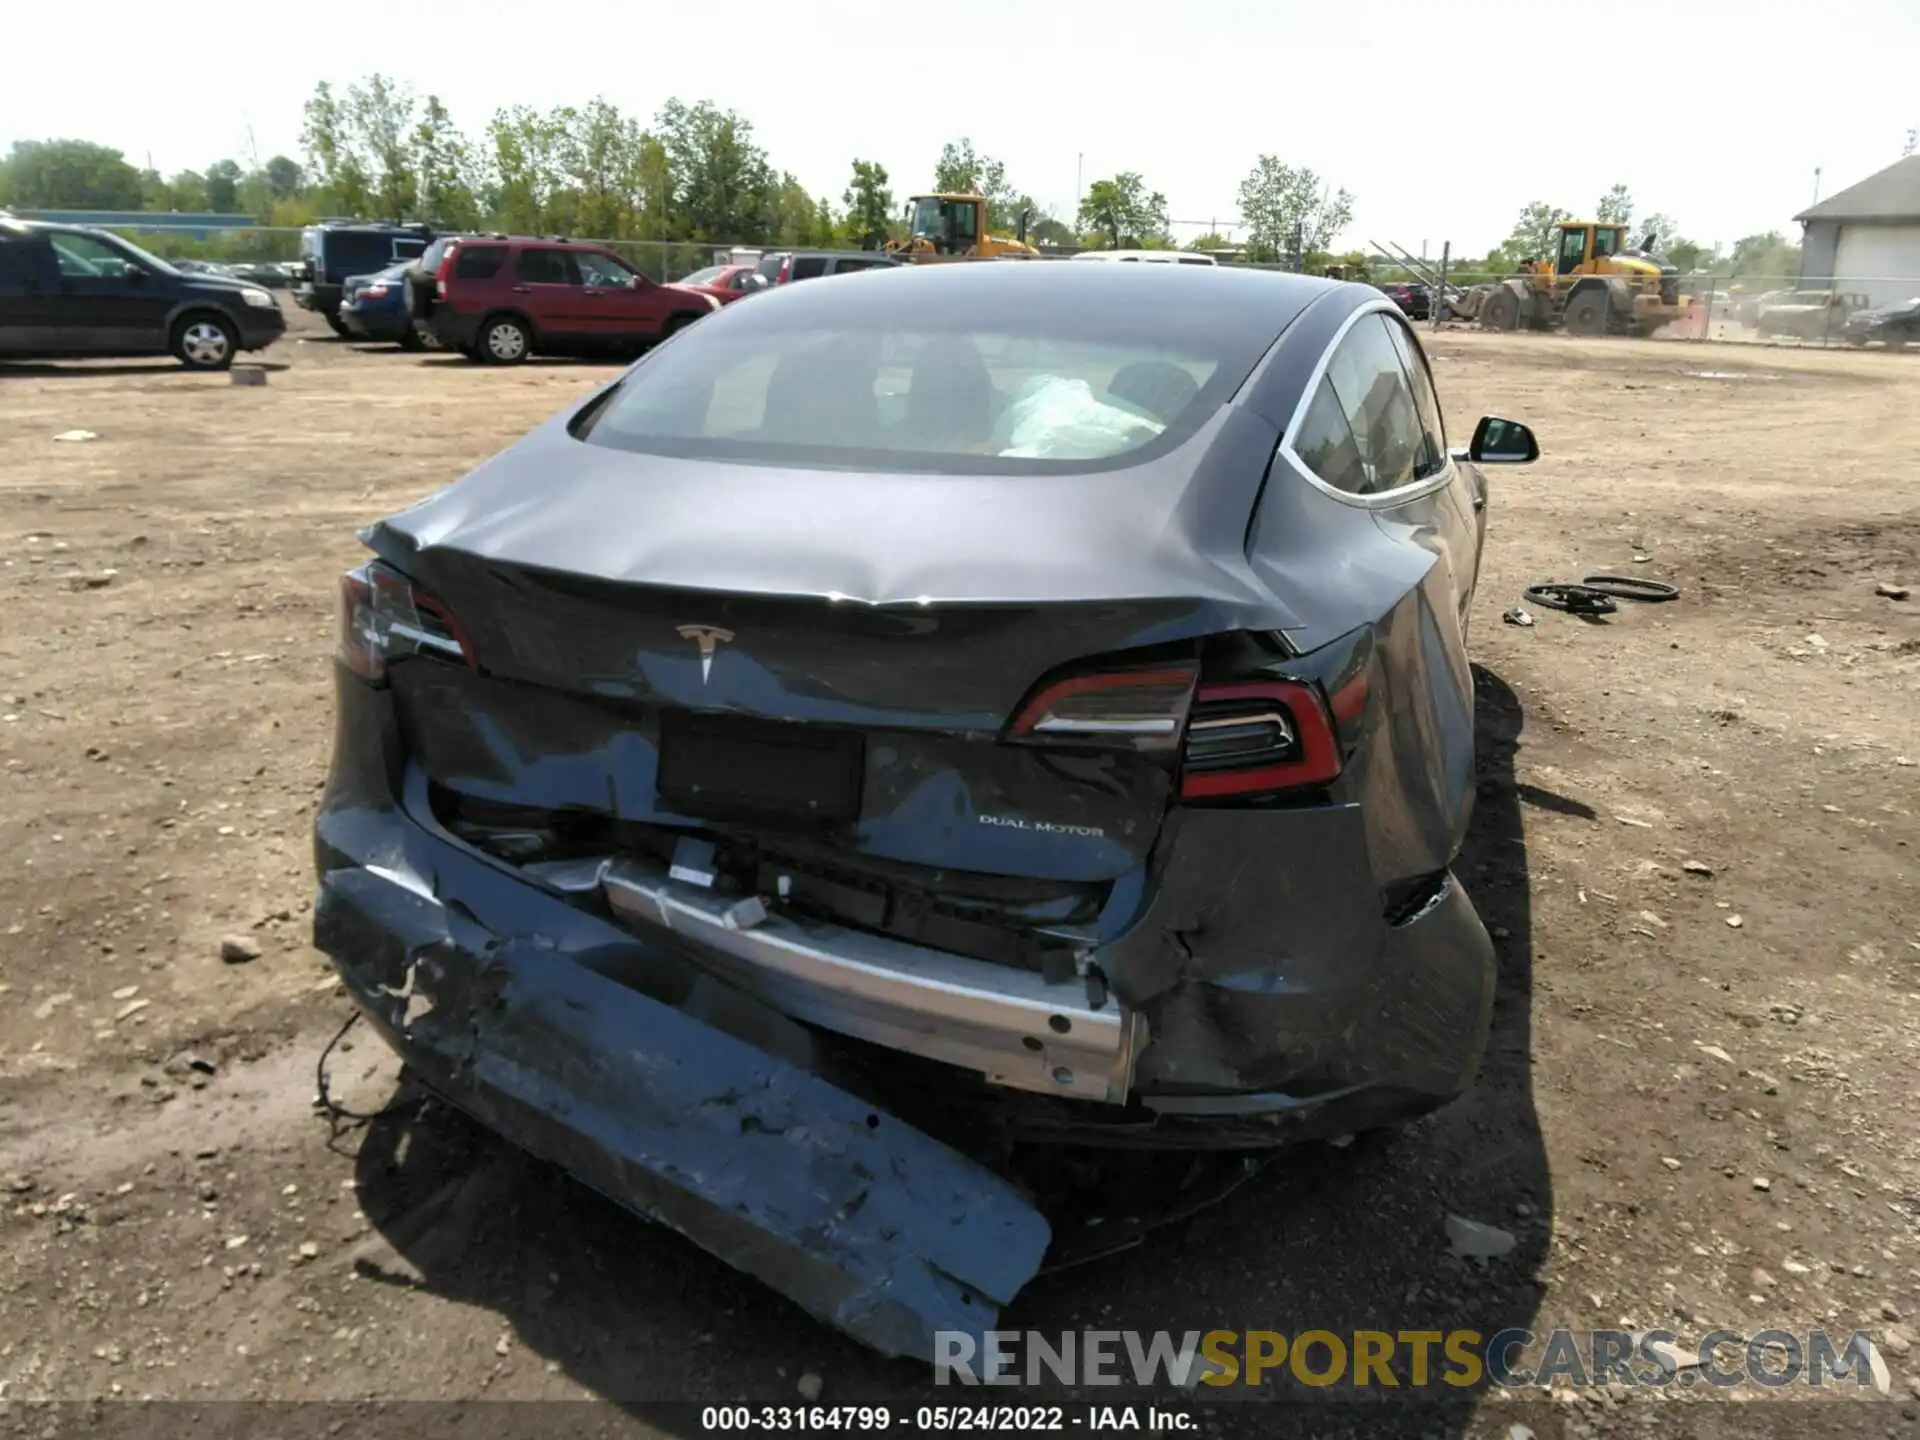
422, 235, 722, 364
0, 218, 285, 370
1376, 281, 1431, 321
752, 250, 903, 287
295, 222, 434, 335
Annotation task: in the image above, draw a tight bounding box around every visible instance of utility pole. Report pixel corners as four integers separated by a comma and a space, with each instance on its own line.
1075, 153, 1084, 219
1810, 167, 1822, 207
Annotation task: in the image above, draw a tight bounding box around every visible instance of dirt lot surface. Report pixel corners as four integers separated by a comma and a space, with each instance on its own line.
1, 311, 1916, 1438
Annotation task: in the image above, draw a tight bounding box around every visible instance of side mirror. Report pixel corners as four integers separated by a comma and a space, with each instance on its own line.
1465, 416, 1539, 465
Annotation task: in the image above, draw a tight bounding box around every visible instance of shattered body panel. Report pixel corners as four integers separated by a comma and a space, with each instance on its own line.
313, 264, 1508, 1354
315, 679, 1049, 1361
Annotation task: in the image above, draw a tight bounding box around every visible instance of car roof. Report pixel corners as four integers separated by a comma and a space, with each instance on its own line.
718, 258, 1332, 344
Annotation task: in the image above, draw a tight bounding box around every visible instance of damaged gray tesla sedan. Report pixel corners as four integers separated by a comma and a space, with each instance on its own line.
313, 260, 1539, 1360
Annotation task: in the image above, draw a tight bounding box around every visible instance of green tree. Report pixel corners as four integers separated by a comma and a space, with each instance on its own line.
205, 159, 243, 212
487, 105, 568, 234
1725, 230, 1801, 285
768, 172, 818, 245
843, 159, 892, 247
264, 155, 304, 201
1595, 183, 1633, 225
655, 98, 776, 242
168, 170, 208, 211
1029, 214, 1075, 248
414, 95, 481, 229
348, 74, 421, 220
301, 81, 372, 216
1236, 156, 1353, 263
1500, 201, 1571, 265
0, 139, 145, 209
1077, 173, 1169, 249
931, 139, 1024, 231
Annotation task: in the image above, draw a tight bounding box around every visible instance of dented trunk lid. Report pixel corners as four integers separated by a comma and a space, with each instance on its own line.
365, 416, 1292, 917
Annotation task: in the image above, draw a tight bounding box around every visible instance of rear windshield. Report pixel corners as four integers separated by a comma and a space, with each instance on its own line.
453, 245, 506, 279
680, 265, 725, 286
576, 269, 1275, 474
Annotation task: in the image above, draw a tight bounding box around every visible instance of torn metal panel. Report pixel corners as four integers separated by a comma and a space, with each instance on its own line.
314, 838, 1051, 1363
600, 855, 1145, 1104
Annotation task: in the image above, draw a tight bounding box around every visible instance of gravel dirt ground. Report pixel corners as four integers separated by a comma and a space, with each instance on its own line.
1, 310, 1916, 1439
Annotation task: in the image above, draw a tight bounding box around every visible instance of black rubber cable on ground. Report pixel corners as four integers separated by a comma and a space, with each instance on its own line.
1580, 575, 1681, 602
315, 1010, 411, 1124
1523, 583, 1619, 616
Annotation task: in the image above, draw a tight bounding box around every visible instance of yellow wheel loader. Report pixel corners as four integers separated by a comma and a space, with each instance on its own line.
884, 194, 1040, 263
1457, 222, 1693, 337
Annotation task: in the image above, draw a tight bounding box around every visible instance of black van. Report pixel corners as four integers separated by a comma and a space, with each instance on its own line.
294, 222, 433, 334
0, 218, 285, 370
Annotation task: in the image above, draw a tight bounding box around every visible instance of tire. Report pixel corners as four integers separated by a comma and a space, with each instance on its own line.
172, 312, 238, 371
1478, 289, 1518, 332
323, 310, 352, 338
1563, 288, 1609, 337
477, 313, 531, 365
398, 326, 425, 352
657, 313, 700, 345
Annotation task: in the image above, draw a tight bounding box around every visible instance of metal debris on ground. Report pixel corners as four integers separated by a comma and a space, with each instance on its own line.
1502, 606, 1535, 627
52, 430, 98, 443
1445, 1214, 1518, 1259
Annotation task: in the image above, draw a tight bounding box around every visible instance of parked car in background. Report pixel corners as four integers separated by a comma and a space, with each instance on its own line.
422, 234, 722, 363
675, 263, 761, 299
295, 221, 433, 336
315, 261, 1538, 1354
0, 218, 284, 369
1753, 289, 1869, 341
1376, 281, 1431, 321
1068, 249, 1216, 265
1842, 295, 1919, 350
751, 250, 903, 287
340, 263, 434, 349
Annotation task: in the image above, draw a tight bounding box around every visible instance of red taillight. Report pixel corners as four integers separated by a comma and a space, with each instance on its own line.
363, 283, 388, 299
778, 258, 792, 282
1178, 679, 1342, 799
337, 560, 475, 683
1008, 664, 1199, 748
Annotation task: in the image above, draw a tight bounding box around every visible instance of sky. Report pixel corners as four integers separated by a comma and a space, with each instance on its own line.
6, 0, 1918, 256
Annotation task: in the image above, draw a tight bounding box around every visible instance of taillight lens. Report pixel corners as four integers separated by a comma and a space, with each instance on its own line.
1178, 680, 1342, 799
364, 283, 388, 299
337, 561, 474, 683
1008, 664, 1198, 750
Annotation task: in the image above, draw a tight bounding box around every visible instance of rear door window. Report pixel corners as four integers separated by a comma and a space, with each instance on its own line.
0, 234, 52, 290
1289, 311, 1432, 496
453, 245, 505, 280
1378, 315, 1447, 477
789, 257, 829, 281
515, 248, 580, 285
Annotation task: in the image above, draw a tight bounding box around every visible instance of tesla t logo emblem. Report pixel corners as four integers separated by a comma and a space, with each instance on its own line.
675, 624, 734, 684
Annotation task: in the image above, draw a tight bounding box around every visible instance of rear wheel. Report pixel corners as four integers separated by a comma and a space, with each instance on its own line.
398, 326, 427, 352
171, 312, 238, 371
323, 310, 351, 338
1478, 289, 1518, 331
1563, 288, 1609, 337
477, 314, 531, 365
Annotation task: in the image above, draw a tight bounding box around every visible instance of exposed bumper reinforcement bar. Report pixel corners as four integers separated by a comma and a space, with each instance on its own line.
601, 858, 1145, 1105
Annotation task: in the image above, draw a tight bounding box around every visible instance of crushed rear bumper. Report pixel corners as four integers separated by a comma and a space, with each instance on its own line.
315, 763, 1049, 1362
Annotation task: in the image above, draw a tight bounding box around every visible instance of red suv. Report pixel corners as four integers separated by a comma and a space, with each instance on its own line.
423, 236, 722, 364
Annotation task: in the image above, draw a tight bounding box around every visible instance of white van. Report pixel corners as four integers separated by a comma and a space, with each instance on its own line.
1069, 249, 1216, 266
